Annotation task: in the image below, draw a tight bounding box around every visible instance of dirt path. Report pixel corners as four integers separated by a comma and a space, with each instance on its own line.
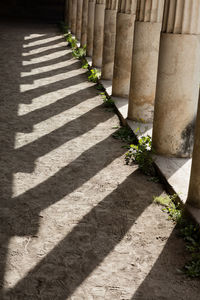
0, 21, 199, 300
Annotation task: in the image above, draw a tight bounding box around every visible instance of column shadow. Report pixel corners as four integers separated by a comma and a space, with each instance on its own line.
131, 227, 200, 300
5, 170, 163, 299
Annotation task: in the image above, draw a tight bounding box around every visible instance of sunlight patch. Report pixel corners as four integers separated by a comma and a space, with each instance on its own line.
20, 69, 83, 92
22, 41, 67, 56
23, 35, 62, 47
21, 58, 75, 78
22, 50, 69, 66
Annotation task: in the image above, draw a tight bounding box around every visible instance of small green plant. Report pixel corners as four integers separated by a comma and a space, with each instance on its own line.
96, 83, 105, 91
88, 68, 101, 83
72, 45, 86, 59
81, 60, 89, 69
125, 135, 155, 176
100, 92, 115, 108
65, 33, 78, 49
154, 193, 200, 278
184, 255, 200, 278
153, 194, 182, 223
113, 126, 137, 144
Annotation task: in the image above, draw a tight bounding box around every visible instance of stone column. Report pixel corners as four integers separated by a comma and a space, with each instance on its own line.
112, 0, 137, 98
152, 0, 200, 158
71, 0, 78, 34
101, 0, 118, 80
81, 0, 89, 47
92, 0, 106, 68
128, 0, 165, 123
187, 93, 200, 209
76, 0, 83, 41
87, 0, 96, 56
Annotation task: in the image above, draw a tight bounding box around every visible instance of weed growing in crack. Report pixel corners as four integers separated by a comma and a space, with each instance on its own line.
154, 194, 200, 278
72, 45, 86, 59
82, 60, 89, 69
153, 194, 182, 223
88, 68, 101, 83
112, 126, 137, 144
96, 83, 105, 91
100, 92, 115, 109
125, 135, 155, 176
66, 34, 78, 49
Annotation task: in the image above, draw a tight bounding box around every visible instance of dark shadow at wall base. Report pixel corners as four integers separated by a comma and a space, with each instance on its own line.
0, 0, 66, 23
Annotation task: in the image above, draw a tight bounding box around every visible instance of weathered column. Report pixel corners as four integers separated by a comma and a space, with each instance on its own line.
101, 0, 118, 80
128, 0, 165, 122
71, 0, 78, 34
76, 0, 83, 41
187, 94, 200, 209
81, 0, 89, 47
152, 0, 200, 158
92, 0, 106, 68
87, 0, 96, 56
112, 0, 137, 98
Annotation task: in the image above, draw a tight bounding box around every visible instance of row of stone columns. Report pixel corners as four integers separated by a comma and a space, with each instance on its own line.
66, 0, 200, 209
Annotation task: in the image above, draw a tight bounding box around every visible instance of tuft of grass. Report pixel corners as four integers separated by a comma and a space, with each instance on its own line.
154, 193, 200, 278
113, 126, 137, 144
100, 92, 115, 109
96, 83, 105, 91
154, 194, 182, 223
184, 255, 200, 278
153, 194, 172, 207
82, 60, 89, 69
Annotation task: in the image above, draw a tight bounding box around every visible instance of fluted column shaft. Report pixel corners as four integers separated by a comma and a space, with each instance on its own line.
92, 0, 106, 68
187, 93, 200, 209
112, 0, 137, 98
87, 0, 96, 56
71, 0, 78, 34
152, 0, 200, 157
101, 1, 118, 80
81, 0, 89, 46
128, 0, 164, 122
76, 0, 83, 40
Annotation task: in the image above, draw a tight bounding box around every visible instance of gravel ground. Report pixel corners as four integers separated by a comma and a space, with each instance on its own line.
0, 21, 199, 300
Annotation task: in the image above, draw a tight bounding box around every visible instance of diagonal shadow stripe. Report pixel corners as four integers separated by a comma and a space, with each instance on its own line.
5, 170, 162, 299
23, 37, 65, 51
16, 86, 96, 133
22, 45, 69, 61
20, 60, 81, 84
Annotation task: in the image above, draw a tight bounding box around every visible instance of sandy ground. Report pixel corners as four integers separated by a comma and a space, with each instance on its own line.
0, 21, 199, 300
